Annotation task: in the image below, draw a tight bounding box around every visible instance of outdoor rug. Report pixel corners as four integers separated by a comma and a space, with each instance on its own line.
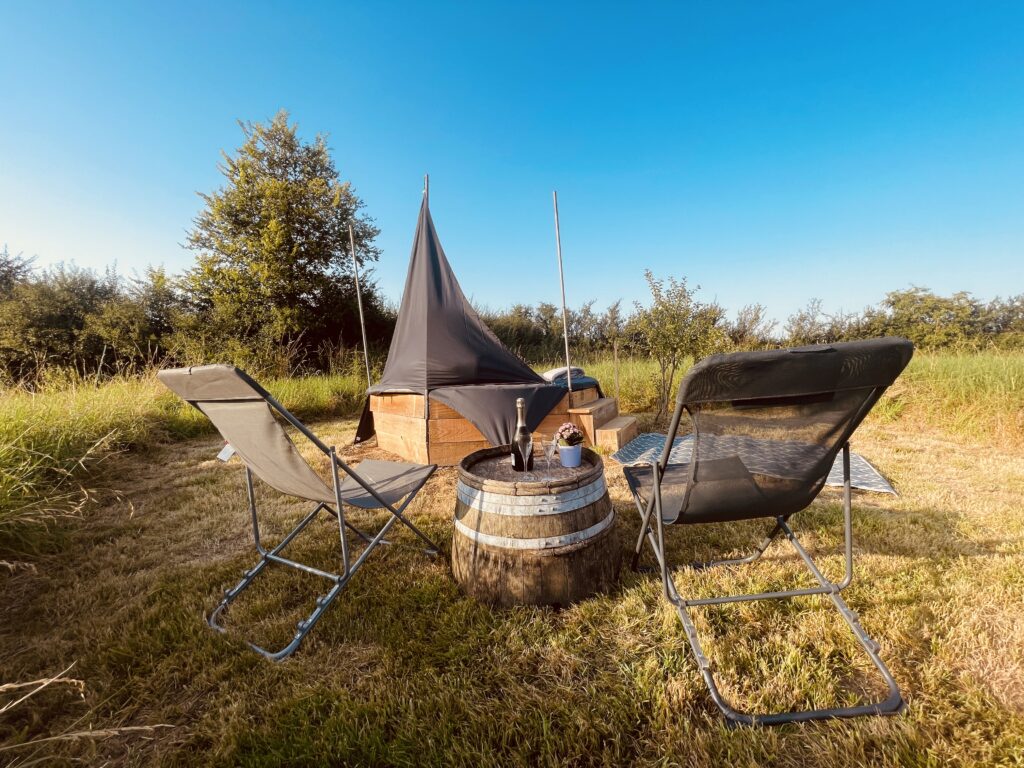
610, 433, 897, 494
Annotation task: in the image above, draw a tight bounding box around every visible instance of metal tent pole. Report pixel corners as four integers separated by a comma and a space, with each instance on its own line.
552, 190, 573, 393
349, 224, 372, 389
422, 173, 431, 423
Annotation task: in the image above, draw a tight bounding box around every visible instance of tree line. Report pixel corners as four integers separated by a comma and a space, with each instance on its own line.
3, 235, 1020, 388
0, 113, 393, 386
483, 286, 1024, 360
1, 111, 1021, 388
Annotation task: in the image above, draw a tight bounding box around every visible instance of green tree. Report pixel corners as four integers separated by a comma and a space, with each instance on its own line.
80, 295, 148, 367
78, 267, 187, 372
184, 110, 382, 355
535, 302, 561, 345
630, 271, 729, 420
133, 266, 184, 343
785, 298, 861, 345
729, 303, 778, 349
480, 303, 546, 359
569, 300, 600, 357
0, 245, 33, 299
600, 300, 626, 399
867, 287, 981, 348
0, 264, 119, 381
982, 294, 1024, 348
785, 298, 830, 345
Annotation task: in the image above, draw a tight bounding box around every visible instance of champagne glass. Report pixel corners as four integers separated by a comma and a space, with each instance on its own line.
544, 435, 558, 470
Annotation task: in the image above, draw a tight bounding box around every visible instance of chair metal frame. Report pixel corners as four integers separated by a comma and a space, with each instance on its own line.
205, 384, 441, 661
629, 390, 906, 726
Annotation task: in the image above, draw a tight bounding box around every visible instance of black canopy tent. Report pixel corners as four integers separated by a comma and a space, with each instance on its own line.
355, 197, 577, 448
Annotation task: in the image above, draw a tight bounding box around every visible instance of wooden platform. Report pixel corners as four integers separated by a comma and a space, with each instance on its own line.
595, 415, 640, 453
371, 383, 638, 465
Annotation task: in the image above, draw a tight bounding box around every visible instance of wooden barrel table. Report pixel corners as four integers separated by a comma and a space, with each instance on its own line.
452, 446, 620, 607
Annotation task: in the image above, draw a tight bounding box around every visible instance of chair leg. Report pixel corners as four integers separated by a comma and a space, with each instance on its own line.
380, 484, 444, 557
330, 452, 443, 557
630, 494, 658, 572
338, 489, 443, 559
208, 499, 350, 661
209, 469, 398, 661
639, 449, 904, 727
689, 518, 787, 571
630, 462, 661, 572
342, 519, 378, 545
211, 460, 442, 661
643, 508, 904, 726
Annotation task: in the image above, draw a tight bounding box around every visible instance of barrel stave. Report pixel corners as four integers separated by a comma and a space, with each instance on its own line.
452, 446, 620, 607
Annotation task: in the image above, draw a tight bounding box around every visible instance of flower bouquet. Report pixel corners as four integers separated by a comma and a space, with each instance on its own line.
555, 422, 585, 468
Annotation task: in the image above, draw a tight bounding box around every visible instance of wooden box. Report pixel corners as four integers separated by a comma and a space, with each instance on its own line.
370, 385, 599, 466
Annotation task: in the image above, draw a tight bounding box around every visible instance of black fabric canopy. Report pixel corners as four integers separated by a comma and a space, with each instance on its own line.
356, 198, 565, 447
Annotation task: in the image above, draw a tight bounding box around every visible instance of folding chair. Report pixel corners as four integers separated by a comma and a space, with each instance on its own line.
158, 365, 441, 661
626, 337, 914, 726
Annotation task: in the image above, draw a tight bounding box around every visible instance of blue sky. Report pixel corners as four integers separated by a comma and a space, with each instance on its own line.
1, 2, 1022, 324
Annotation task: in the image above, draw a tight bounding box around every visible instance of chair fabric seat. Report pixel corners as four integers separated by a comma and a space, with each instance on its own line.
337, 460, 436, 509
200, 399, 338, 503
624, 463, 692, 524
624, 438, 830, 525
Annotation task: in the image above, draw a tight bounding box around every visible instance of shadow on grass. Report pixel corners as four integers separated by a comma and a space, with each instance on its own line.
3, 425, 1023, 766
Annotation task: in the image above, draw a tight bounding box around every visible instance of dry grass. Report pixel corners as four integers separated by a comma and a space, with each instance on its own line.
0, 371, 367, 553
2, 401, 1023, 765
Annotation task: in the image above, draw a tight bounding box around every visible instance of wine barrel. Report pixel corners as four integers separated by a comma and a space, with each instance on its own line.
452, 446, 620, 607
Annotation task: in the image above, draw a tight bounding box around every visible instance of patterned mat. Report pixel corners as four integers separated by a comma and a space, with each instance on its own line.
610, 433, 896, 494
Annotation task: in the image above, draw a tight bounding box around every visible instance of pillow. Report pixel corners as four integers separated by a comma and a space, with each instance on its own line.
540, 366, 586, 382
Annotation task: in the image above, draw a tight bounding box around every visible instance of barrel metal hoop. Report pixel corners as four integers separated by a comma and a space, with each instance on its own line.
456, 478, 607, 517
454, 509, 614, 550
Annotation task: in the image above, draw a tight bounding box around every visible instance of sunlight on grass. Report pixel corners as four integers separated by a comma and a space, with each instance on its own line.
562, 350, 1024, 440
2, 409, 1022, 764
0, 372, 368, 548
4, 351, 1023, 551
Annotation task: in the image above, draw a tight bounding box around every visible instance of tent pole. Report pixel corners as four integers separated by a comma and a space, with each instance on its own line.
552, 190, 573, 393
422, 173, 430, 424
349, 224, 372, 389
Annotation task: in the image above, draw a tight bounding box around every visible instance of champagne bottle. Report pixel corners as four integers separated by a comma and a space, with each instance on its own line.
511, 397, 534, 471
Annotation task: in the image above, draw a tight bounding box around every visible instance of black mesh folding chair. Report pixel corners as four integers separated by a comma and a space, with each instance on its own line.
626, 337, 914, 726
158, 365, 440, 661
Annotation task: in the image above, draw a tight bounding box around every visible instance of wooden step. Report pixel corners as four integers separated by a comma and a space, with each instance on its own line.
569, 386, 599, 408
568, 397, 619, 444
568, 396, 619, 420
595, 415, 639, 453
545, 384, 599, 415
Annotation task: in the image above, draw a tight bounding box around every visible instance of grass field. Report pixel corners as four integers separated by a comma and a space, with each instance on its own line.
1, 352, 1023, 765
0, 373, 367, 554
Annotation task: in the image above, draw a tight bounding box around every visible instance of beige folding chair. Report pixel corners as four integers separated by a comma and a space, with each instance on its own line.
158, 365, 440, 660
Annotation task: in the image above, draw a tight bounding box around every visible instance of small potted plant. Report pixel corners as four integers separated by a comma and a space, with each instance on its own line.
555, 422, 585, 468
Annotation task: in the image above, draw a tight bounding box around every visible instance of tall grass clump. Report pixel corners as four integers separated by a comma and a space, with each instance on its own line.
580, 356, 674, 415
0, 370, 368, 552
0, 377, 194, 551
551, 350, 1023, 441
4, 350, 1019, 554
883, 350, 1024, 441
